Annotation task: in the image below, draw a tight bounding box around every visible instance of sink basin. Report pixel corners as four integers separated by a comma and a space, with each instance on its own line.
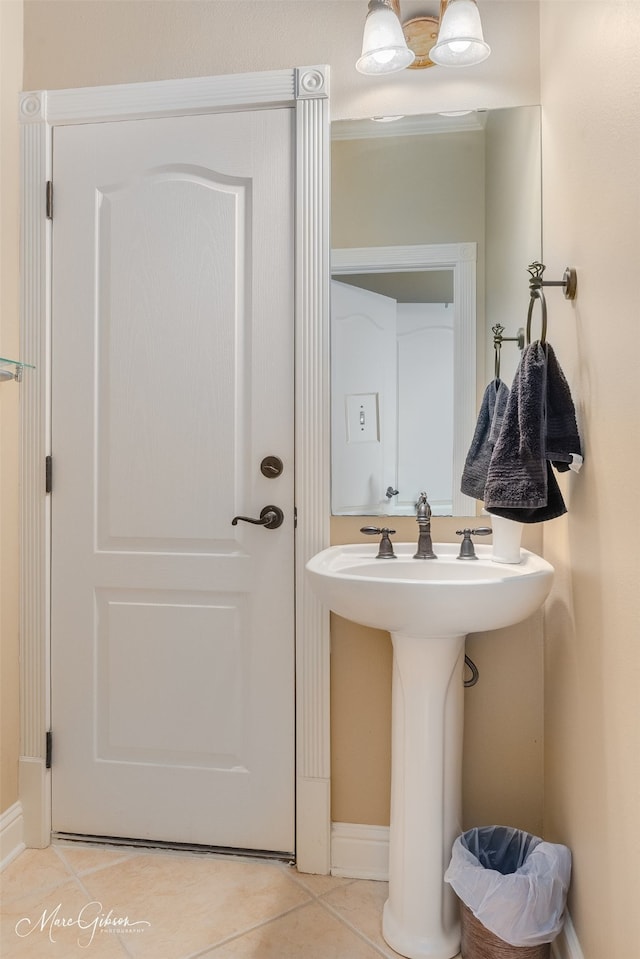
306, 541, 554, 959
306, 542, 554, 638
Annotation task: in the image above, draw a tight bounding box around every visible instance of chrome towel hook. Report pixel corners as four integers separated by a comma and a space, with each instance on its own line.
527, 261, 577, 300
492, 323, 525, 378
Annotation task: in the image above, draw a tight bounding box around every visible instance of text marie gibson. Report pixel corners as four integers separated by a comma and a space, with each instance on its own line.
15, 901, 151, 947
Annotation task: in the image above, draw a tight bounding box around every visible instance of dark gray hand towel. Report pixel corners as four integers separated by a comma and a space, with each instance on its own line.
461, 378, 510, 501
486, 462, 567, 524
544, 344, 583, 471
484, 341, 580, 523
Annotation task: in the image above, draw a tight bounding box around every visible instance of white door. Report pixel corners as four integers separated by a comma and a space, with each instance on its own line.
396, 303, 454, 513
51, 108, 295, 852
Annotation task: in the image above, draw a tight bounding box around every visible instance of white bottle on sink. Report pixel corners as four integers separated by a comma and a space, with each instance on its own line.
490, 514, 523, 564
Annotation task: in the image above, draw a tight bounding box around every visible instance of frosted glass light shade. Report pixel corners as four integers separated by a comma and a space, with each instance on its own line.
429, 0, 491, 67
356, 2, 416, 75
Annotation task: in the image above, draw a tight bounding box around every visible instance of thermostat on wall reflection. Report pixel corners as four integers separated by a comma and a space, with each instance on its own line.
345, 393, 380, 443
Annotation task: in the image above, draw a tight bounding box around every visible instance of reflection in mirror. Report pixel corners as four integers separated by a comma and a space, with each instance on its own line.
330, 107, 542, 516
331, 243, 477, 517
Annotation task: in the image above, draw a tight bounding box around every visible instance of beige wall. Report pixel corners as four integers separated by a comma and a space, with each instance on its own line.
331, 129, 486, 249
0, 0, 23, 816
23, 0, 539, 117
540, 3, 640, 956
485, 106, 542, 387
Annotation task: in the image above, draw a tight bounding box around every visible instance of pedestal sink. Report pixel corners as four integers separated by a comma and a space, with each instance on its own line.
306, 542, 554, 959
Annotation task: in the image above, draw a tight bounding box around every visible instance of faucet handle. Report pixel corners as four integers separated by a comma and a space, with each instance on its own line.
416, 491, 431, 520
455, 527, 491, 560
360, 526, 397, 559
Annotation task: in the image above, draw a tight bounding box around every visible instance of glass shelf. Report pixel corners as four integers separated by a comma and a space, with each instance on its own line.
0, 356, 35, 383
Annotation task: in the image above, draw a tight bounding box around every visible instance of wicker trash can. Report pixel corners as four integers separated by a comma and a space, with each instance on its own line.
460, 902, 551, 959
445, 826, 571, 957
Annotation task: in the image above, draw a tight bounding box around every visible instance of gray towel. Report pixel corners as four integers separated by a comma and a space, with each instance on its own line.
461, 378, 510, 501
544, 344, 582, 471
484, 342, 581, 523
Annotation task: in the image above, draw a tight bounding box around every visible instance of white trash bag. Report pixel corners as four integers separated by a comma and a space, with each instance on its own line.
444, 826, 571, 947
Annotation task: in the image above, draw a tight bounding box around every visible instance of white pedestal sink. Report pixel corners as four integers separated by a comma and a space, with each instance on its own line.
306, 542, 554, 959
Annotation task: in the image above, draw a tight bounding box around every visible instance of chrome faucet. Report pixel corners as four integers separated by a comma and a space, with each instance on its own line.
360, 526, 396, 558
456, 527, 492, 560
414, 491, 436, 559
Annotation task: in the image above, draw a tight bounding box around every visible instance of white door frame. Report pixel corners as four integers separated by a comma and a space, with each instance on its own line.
19, 67, 331, 873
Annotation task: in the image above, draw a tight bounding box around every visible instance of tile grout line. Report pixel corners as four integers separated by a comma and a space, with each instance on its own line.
0, 846, 80, 907
53, 842, 135, 879
179, 864, 362, 958
317, 895, 402, 959
54, 837, 140, 954
180, 898, 318, 959
283, 870, 360, 900
67, 862, 136, 958
51, 842, 138, 876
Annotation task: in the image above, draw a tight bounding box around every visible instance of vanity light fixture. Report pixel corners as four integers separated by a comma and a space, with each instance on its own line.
356, 0, 490, 75
356, 0, 416, 75
429, 0, 491, 67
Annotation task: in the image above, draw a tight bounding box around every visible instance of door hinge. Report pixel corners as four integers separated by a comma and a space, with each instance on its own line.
46, 180, 53, 220
294, 506, 298, 529
46, 730, 52, 769
45, 455, 53, 493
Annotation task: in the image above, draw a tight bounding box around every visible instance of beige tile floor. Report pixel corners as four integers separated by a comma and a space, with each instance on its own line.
0, 843, 414, 959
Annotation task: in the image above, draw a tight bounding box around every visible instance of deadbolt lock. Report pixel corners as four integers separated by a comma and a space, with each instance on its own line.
260, 456, 284, 478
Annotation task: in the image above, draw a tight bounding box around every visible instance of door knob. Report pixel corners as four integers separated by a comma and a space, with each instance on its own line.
231, 505, 284, 530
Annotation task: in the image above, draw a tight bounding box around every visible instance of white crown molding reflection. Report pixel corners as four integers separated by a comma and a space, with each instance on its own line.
332, 111, 486, 140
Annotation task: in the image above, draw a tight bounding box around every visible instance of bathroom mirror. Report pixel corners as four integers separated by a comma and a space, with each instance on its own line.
331, 105, 542, 516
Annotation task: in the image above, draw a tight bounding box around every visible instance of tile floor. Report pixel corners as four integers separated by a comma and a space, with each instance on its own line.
1, 843, 416, 959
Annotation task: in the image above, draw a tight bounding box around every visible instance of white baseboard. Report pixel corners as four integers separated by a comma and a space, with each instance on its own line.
552, 912, 584, 959
330, 822, 389, 880
0, 801, 25, 870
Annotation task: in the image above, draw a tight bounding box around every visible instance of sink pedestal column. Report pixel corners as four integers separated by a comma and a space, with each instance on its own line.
382, 633, 466, 959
